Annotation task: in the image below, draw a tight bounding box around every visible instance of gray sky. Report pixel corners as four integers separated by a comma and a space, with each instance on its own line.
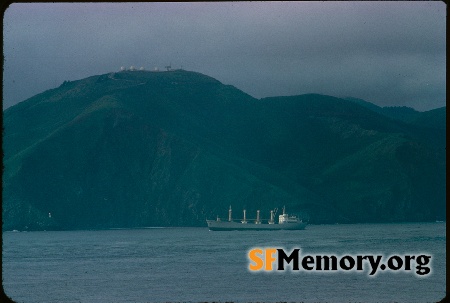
3, 2, 446, 111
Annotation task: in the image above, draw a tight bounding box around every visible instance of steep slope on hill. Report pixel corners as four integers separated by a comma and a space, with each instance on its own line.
3, 70, 446, 230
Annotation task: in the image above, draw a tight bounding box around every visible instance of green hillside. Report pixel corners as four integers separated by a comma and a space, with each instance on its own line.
2, 70, 446, 230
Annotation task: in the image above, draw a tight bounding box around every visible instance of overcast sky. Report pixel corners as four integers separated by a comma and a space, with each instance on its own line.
3, 2, 446, 111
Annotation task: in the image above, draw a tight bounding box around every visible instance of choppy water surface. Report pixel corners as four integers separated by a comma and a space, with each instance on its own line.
3, 223, 446, 302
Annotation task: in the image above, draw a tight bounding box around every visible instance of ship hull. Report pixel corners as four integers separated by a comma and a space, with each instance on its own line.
206, 220, 307, 231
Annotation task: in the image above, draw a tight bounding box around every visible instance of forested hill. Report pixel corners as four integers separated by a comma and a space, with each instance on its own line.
3, 70, 446, 230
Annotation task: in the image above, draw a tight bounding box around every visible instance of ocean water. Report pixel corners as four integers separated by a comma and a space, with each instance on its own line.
2, 223, 446, 303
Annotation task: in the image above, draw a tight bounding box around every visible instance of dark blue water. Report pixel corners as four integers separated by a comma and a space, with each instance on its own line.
2, 223, 446, 302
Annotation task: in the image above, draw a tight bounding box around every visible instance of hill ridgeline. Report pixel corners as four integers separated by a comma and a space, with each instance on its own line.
3, 70, 446, 230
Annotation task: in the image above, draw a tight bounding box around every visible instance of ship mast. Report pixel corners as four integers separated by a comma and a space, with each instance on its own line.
242, 209, 247, 223
269, 210, 274, 224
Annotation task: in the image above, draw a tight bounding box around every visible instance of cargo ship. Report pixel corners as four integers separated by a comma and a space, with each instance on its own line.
206, 206, 307, 231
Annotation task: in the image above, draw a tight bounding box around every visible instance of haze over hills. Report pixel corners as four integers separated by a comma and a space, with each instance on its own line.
2, 70, 446, 230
